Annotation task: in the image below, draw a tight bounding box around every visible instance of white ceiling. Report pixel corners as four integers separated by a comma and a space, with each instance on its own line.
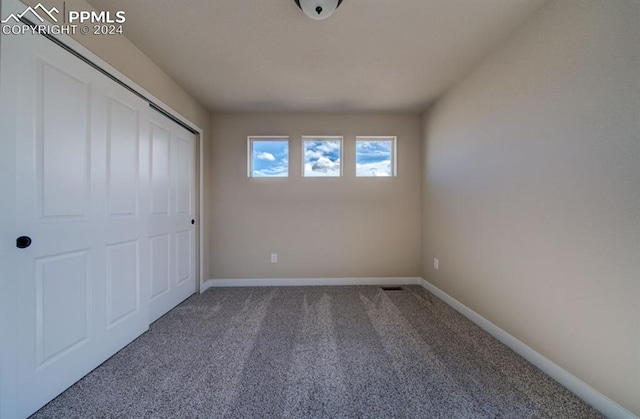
87, 0, 547, 113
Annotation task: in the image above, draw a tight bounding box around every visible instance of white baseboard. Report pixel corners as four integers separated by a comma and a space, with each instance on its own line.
201, 277, 423, 292
418, 278, 636, 419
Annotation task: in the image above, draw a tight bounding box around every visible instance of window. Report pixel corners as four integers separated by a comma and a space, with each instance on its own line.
355, 137, 396, 177
303, 136, 342, 177
248, 136, 289, 177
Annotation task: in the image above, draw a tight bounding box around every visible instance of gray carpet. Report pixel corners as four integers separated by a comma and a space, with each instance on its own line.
32, 286, 602, 418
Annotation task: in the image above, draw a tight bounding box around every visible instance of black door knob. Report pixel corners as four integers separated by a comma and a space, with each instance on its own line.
191, 219, 195, 225
16, 236, 32, 249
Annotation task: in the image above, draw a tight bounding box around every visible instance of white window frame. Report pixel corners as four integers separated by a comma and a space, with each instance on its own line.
302, 135, 344, 178
355, 136, 397, 177
247, 136, 290, 178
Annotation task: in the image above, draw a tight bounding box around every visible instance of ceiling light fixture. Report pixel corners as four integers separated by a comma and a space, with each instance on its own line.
294, 0, 343, 20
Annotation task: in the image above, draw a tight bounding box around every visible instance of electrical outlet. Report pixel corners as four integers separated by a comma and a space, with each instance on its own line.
433, 258, 439, 270
271, 253, 278, 263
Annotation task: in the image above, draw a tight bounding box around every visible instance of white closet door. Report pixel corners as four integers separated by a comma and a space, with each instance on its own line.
1, 27, 151, 418
148, 113, 197, 323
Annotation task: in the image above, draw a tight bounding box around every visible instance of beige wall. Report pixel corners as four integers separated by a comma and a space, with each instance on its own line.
210, 113, 422, 279
21, 0, 213, 282
421, 0, 640, 414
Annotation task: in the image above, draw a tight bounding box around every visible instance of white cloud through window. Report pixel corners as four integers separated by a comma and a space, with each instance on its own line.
249, 137, 289, 177
303, 137, 342, 177
356, 138, 396, 177
256, 152, 276, 161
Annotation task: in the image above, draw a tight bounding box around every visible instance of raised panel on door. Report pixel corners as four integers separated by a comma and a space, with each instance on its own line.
107, 99, 139, 217
150, 123, 170, 216
39, 61, 90, 219
36, 251, 90, 368
176, 135, 193, 215
176, 229, 192, 285
150, 234, 170, 299
105, 241, 139, 327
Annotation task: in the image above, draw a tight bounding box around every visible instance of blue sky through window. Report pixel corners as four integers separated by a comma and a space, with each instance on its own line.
303, 138, 342, 177
251, 139, 289, 177
356, 139, 394, 177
